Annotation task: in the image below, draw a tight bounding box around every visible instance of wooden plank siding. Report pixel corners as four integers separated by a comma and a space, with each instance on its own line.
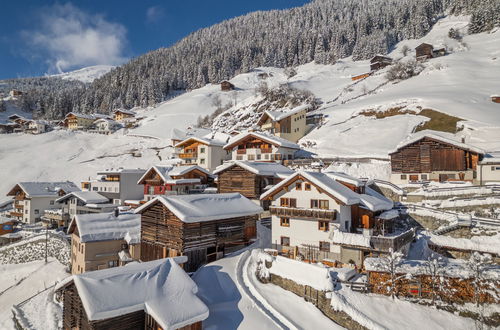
217, 165, 277, 199
390, 137, 479, 174
140, 201, 258, 272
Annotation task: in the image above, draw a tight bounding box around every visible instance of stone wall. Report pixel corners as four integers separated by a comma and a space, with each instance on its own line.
269, 273, 367, 330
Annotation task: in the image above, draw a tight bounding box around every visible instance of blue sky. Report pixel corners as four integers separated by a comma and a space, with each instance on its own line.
0, 1, 309, 80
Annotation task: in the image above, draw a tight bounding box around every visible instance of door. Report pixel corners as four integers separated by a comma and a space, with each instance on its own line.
409, 175, 419, 182
439, 174, 449, 182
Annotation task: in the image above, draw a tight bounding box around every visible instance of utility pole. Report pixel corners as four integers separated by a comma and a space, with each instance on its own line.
45, 225, 48, 263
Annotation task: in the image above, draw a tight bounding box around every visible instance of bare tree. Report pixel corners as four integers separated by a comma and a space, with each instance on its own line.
424, 255, 445, 305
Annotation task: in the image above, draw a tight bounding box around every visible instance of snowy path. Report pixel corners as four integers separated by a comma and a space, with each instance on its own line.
0, 259, 68, 330
194, 223, 343, 329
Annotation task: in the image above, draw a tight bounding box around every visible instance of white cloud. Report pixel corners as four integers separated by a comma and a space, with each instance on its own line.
24, 3, 128, 73
146, 6, 165, 24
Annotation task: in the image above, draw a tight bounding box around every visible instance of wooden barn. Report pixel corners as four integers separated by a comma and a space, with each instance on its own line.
220, 80, 235, 91
135, 193, 262, 272
369, 55, 392, 71
415, 43, 434, 60
214, 161, 294, 201
389, 132, 484, 184
57, 258, 209, 330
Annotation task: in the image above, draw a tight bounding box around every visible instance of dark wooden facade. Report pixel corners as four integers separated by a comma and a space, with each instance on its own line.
217, 165, 282, 199
390, 137, 480, 177
415, 43, 434, 59
220, 81, 235, 91
492, 96, 500, 103
139, 202, 258, 272
60, 282, 202, 330
369, 55, 392, 71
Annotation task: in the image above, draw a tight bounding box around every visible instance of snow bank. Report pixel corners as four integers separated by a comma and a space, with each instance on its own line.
254, 251, 334, 291
425, 232, 500, 255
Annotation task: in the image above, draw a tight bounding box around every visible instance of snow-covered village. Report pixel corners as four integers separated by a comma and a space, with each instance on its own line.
0, 1, 499, 329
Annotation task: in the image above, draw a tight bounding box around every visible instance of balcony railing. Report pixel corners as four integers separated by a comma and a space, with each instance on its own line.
269, 206, 337, 220
179, 152, 197, 159
10, 211, 23, 217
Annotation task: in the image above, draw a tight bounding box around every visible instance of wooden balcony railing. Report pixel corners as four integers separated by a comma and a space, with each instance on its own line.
237, 149, 246, 154
10, 211, 23, 217
261, 148, 272, 153
269, 206, 337, 220
179, 152, 197, 159
145, 179, 162, 185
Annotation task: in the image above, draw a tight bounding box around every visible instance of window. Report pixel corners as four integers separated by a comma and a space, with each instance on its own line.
421, 174, 428, 180
496, 167, 500, 171
200, 147, 206, 153
25, 210, 28, 214
400, 174, 407, 180
50, 200, 54, 205
280, 198, 296, 207
280, 217, 290, 227
108, 260, 118, 268
295, 182, 302, 190
92, 187, 98, 191
281, 236, 290, 246
318, 221, 329, 232
148, 186, 154, 195
248, 154, 255, 160
304, 183, 311, 191
200, 159, 206, 164
311, 200, 329, 209
319, 241, 330, 252
257, 154, 261, 160
236, 155, 243, 160
264, 154, 269, 159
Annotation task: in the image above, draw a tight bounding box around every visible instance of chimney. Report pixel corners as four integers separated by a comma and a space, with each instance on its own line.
114, 208, 119, 217
461, 136, 466, 143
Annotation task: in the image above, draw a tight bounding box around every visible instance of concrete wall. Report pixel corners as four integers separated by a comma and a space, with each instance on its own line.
477, 163, 500, 184
276, 109, 307, 143
24, 197, 59, 224
119, 171, 145, 203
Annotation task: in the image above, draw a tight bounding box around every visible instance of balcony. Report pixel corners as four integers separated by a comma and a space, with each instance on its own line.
10, 211, 23, 218
269, 206, 337, 220
179, 152, 197, 159
369, 228, 415, 252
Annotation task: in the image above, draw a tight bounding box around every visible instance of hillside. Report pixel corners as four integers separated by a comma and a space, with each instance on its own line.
49, 65, 114, 83
2, 0, 498, 119
0, 16, 499, 195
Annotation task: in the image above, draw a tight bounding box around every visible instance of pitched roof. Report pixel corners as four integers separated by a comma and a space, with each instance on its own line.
69, 258, 209, 329
389, 130, 485, 155
56, 191, 109, 204
7, 181, 80, 197
324, 172, 365, 187
175, 136, 226, 148
97, 168, 145, 175
137, 165, 210, 185
257, 104, 309, 125
224, 132, 300, 150
260, 171, 360, 205
65, 112, 95, 120
213, 161, 294, 178
113, 109, 136, 116
68, 212, 140, 243
135, 193, 262, 222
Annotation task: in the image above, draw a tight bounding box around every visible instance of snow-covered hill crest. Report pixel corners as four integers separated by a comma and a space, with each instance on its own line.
49, 65, 114, 83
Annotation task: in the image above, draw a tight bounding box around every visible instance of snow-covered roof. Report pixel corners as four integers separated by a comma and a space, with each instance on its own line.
389, 130, 485, 155
213, 161, 294, 178
0, 217, 14, 224
224, 132, 300, 150
377, 209, 400, 220
260, 171, 360, 205
175, 136, 226, 148
70, 258, 209, 329
137, 165, 210, 185
170, 127, 212, 142
479, 153, 500, 164
358, 186, 394, 212
68, 212, 140, 243
65, 112, 95, 120
324, 172, 365, 187
257, 104, 309, 125
135, 193, 263, 223
56, 191, 109, 204
113, 109, 136, 116
330, 229, 371, 248
8, 181, 80, 197
97, 168, 145, 175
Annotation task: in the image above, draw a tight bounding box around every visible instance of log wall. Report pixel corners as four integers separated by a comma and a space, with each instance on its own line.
390, 137, 479, 173
140, 201, 258, 271
218, 165, 276, 199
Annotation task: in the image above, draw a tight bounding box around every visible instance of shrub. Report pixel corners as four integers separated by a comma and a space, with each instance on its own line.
386, 60, 424, 81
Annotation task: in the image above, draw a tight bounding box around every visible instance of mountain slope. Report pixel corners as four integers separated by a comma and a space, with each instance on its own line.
49, 65, 114, 83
